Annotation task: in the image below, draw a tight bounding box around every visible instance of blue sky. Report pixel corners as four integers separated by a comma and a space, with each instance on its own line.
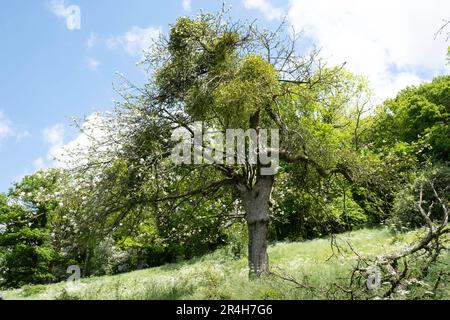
0, 0, 449, 192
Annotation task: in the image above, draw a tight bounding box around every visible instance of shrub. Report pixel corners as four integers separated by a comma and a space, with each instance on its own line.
223, 222, 248, 259
389, 164, 450, 231
272, 189, 367, 241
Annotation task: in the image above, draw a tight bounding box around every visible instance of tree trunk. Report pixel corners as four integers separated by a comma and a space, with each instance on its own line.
241, 176, 274, 277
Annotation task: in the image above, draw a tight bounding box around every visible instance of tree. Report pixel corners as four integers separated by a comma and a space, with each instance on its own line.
369, 75, 450, 162
0, 170, 62, 288
390, 164, 450, 231
67, 12, 365, 277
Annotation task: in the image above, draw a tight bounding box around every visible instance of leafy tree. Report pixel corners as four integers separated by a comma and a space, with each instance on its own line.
389, 164, 450, 231
0, 170, 62, 288
370, 76, 450, 162
66, 12, 368, 277
360, 76, 450, 224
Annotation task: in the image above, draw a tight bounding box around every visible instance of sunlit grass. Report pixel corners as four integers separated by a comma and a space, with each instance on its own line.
1, 227, 448, 300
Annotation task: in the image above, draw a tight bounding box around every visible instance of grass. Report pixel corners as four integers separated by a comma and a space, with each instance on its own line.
1, 227, 448, 300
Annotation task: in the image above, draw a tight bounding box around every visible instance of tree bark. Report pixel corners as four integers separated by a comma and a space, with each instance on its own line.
241, 175, 274, 277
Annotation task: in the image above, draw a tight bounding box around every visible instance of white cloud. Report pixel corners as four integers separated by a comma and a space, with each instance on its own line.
0, 111, 13, 140
182, 0, 192, 12
43, 124, 64, 147
49, 0, 81, 31
32, 115, 110, 171
243, 0, 285, 21
16, 130, 30, 143
58, 113, 110, 167
0, 112, 30, 144
42, 124, 65, 167
285, 0, 450, 100
86, 32, 98, 48
86, 57, 101, 71
33, 157, 46, 171
107, 26, 161, 57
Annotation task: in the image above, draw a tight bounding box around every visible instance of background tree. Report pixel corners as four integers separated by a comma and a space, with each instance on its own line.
0, 170, 61, 288
369, 76, 449, 162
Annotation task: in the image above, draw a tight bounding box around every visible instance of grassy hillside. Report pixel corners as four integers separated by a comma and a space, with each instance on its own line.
1, 228, 448, 300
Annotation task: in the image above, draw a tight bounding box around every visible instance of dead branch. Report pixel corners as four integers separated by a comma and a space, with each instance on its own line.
343, 180, 449, 299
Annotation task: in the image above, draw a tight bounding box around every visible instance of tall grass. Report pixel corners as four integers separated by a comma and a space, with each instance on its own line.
1, 228, 448, 300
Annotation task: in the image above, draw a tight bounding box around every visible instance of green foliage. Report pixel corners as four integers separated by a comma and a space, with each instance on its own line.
370, 76, 450, 162
157, 15, 239, 109
352, 76, 450, 226
56, 288, 81, 300
272, 174, 368, 240
21, 284, 47, 297
389, 164, 450, 231
265, 67, 379, 240
0, 185, 56, 288
349, 147, 419, 223
223, 222, 248, 259
87, 236, 129, 276
214, 55, 280, 127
